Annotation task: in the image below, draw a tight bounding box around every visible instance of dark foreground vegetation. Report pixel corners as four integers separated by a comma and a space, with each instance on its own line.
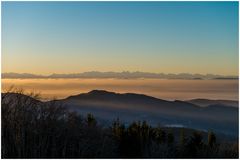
1, 90, 239, 158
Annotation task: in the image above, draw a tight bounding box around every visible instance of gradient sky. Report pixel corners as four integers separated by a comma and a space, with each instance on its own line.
2, 2, 239, 75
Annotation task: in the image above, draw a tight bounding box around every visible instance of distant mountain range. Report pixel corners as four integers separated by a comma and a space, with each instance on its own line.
2, 71, 238, 79
4, 90, 237, 137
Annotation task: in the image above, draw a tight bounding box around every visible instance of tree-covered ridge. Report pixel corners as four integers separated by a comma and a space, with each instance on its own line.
1, 91, 238, 158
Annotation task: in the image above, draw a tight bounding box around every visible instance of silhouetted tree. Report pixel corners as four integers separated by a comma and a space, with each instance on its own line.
185, 131, 204, 158
153, 126, 166, 144
167, 130, 174, 145
179, 128, 187, 146
208, 131, 216, 148
86, 113, 97, 127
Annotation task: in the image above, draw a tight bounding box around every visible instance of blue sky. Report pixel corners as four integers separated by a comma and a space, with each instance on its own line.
2, 2, 239, 75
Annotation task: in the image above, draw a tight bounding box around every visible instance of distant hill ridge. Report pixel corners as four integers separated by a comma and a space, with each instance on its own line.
3, 90, 238, 108
2, 90, 239, 136
67, 90, 168, 102
187, 98, 239, 108
61, 90, 239, 136
66, 90, 238, 108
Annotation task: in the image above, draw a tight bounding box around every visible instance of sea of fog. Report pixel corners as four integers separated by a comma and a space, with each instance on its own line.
2, 78, 238, 101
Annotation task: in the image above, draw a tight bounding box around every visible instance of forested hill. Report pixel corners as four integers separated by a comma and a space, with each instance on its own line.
1, 91, 239, 158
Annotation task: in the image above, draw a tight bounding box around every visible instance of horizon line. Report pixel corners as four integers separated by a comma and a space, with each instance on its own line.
2, 71, 238, 80
2, 71, 239, 77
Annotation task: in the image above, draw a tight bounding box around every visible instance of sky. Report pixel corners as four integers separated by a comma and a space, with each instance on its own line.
2, 2, 239, 75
